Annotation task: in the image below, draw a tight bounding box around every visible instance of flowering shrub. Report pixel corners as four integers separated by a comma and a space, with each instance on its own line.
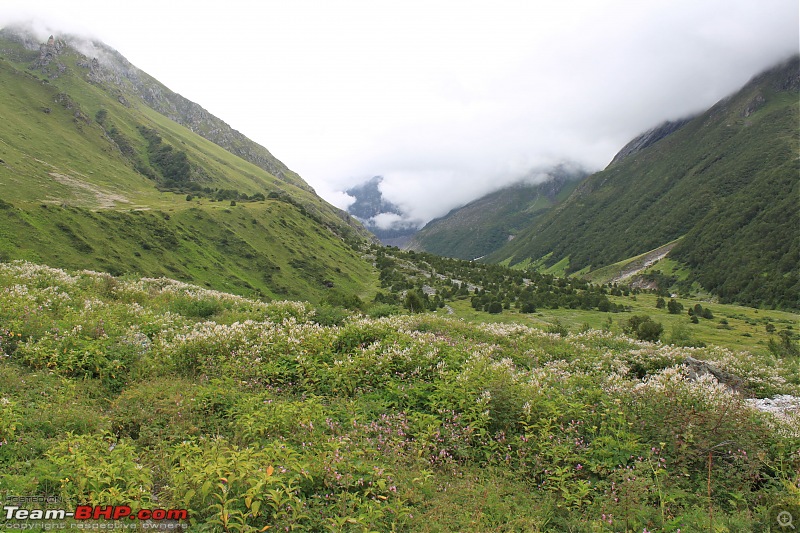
0, 262, 797, 531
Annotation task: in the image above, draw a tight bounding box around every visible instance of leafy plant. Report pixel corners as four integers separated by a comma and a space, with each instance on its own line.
168, 437, 310, 531
623, 315, 664, 342
47, 432, 152, 508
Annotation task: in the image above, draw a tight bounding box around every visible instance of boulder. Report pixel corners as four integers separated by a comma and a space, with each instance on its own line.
684, 356, 744, 391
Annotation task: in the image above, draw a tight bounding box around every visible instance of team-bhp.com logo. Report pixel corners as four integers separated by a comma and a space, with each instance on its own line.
5, 506, 187, 521
4, 503, 188, 529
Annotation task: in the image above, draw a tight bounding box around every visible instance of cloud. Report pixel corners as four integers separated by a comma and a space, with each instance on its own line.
307, 0, 799, 224
312, 187, 355, 212
367, 212, 420, 231
0, 4, 101, 41
3, 0, 798, 226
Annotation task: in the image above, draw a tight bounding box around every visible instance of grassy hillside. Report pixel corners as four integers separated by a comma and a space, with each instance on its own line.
486, 56, 800, 309
1, 262, 797, 531
408, 173, 582, 260
369, 245, 799, 357
0, 199, 376, 302
0, 28, 374, 302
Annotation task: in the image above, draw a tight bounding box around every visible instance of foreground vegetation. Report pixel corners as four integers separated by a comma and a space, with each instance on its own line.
1, 260, 798, 531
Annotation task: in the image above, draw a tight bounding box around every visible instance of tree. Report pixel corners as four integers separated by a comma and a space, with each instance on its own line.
95, 108, 108, 124
667, 299, 683, 314
624, 315, 664, 342
404, 291, 425, 313
487, 301, 503, 314
638, 319, 664, 342
655, 297, 666, 309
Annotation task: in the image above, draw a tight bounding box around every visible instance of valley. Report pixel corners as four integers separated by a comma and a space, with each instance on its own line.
0, 24, 797, 533
392, 57, 800, 311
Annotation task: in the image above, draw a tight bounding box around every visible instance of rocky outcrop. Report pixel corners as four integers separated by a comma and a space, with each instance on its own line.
741, 93, 765, 117
608, 241, 678, 285
345, 176, 418, 244
30, 34, 67, 78
747, 395, 800, 417
608, 117, 693, 167
54, 93, 91, 124
346, 176, 403, 220
684, 356, 744, 391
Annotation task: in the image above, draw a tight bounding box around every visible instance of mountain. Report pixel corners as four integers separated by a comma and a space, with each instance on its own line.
405, 165, 585, 260
607, 117, 694, 166
486, 55, 799, 309
346, 176, 402, 220
345, 176, 418, 246
0, 25, 375, 302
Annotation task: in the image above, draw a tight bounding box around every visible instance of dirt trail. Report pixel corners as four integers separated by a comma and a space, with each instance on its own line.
608, 241, 678, 284
48, 172, 130, 209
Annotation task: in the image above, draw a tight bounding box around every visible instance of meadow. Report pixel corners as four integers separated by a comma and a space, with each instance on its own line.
1, 260, 798, 531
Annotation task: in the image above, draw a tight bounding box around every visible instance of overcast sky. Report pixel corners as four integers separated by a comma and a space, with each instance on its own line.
3, 1, 798, 227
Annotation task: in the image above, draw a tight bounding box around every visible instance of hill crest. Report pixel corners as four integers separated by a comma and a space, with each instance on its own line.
0, 24, 311, 192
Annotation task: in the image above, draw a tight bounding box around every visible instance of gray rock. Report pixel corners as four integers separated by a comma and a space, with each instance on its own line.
746, 395, 800, 416
684, 356, 744, 390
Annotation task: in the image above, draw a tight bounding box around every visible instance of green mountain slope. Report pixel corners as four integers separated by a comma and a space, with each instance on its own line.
406, 167, 584, 260
0, 26, 375, 302
487, 56, 799, 309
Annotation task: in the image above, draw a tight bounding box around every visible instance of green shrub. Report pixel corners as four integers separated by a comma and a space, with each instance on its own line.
366, 303, 402, 318
312, 304, 350, 326
169, 296, 223, 318
110, 379, 203, 447
16, 334, 138, 392
0, 396, 20, 445
0, 262, 796, 530
168, 437, 310, 530
624, 315, 664, 342
546, 320, 569, 336
404, 290, 426, 313
667, 298, 684, 314
232, 394, 325, 446
47, 432, 152, 508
